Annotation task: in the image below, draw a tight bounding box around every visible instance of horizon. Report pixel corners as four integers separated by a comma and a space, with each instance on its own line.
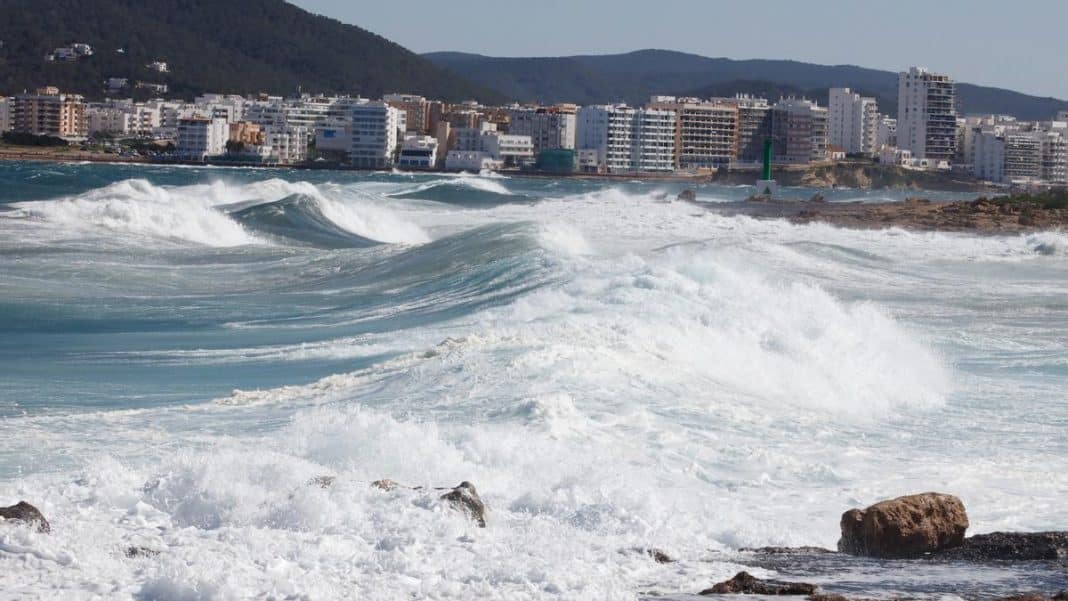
292, 0, 1068, 100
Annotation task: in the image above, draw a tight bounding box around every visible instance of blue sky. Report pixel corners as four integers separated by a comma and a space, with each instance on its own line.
291, 0, 1068, 99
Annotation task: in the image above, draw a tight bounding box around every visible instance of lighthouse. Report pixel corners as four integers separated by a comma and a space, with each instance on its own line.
755, 138, 778, 197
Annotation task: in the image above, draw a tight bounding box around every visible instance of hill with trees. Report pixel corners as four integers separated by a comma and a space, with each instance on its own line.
0, 0, 500, 102
425, 50, 1068, 120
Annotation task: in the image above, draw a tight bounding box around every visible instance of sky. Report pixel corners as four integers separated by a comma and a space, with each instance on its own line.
291, 0, 1068, 99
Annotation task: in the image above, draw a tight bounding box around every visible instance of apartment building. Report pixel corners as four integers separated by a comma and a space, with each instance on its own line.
384, 93, 431, 134
350, 102, 401, 168
264, 125, 309, 165
12, 87, 88, 140
576, 105, 676, 173
828, 88, 879, 155
648, 96, 738, 169
176, 117, 229, 159
709, 95, 772, 164
506, 106, 577, 152
0, 97, 11, 132
86, 99, 162, 137
897, 67, 958, 162
769, 98, 828, 164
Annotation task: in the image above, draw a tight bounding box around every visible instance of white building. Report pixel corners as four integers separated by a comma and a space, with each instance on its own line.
506, 107, 577, 152
876, 117, 897, 149
147, 61, 169, 73
897, 67, 958, 162
828, 88, 879, 155
350, 102, 400, 168
647, 96, 738, 169
264, 125, 309, 165
0, 97, 10, 132
445, 150, 501, 172
194, 94, 246, 123
481, 132, 534, 166
176, 117, 229, 160
576, 105, 676, 173
398, 135, 439, 168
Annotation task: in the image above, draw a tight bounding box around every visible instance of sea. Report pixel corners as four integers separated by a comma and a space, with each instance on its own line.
0, 161, 1066, 600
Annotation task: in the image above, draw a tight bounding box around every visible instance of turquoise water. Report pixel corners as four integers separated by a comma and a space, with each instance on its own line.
0, 161, 1065, 599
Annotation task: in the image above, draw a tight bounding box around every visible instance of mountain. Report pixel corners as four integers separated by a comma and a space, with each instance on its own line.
0, 0, 500, 102
424, 50, 1068, 121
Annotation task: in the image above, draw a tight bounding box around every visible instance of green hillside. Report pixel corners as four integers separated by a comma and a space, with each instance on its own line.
0, 0, 500, 102
425, 50, 1068, 120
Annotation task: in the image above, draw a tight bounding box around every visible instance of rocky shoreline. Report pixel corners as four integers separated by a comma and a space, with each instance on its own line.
5, 489, 1066, 600
695, 192, 1068, 233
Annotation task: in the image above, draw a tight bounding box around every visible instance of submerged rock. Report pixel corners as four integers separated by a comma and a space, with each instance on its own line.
699, 571, 816, 595
937, 531, 1068, 561
124, 546, 160, 559
440, 481, 486, 528
308, 475, 336, 489
677, 189, 697, 202
371, 479, 400, 492
741, 546, 836, 555
837, 492, 968, 558
0, 501, 50, 533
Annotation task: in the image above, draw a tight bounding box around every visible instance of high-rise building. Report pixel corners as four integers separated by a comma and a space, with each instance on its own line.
0, 97, 10, 132
897, 67, 958, 162
712, 95, 771, 164
647, 96, 738, 169
769, 98, 828, 164
350, 102, 400, 168
12, 87, 88, 140
384, 93, 430, 135
176, 117, 229, 159
506, 106, 577, 152
828, 88, 879, 155
576, 105, 676, 173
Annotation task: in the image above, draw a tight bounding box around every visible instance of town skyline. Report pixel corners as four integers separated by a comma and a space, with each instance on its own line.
293, 0, 1068, 100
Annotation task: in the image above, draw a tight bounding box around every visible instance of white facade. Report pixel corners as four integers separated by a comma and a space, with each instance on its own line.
176, 117, 229, 159
350, 103, 400, 168
264, 125, 309, 165
576, 105, 676, 173
897, 67, 958, 162
481, 133, 534, 165
0, 97, 10, 132
397, 135, 438, 168
445, 150, 502, 172
876, 117, 897, 149
828, 88, 879, 155
506, 107, 576, 152
86, 100, 161, 137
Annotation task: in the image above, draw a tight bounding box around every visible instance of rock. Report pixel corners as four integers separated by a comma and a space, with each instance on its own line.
740, 546, 836, 555
936, 531, 1068, 561
699, 571, 816, 595
994, 595, 1049, 601
809, 192, 826, 203
837, 492, 968, 558
645, 548, 674, 563
308, 475, 335, 489
1054, 592, 1068, 601
0, 501, 50, 533
124, 546, 160, 558
677, 189, 697, 202
807, 595, 851, 601
440, 481, 486, 528
371, 479, 400, 491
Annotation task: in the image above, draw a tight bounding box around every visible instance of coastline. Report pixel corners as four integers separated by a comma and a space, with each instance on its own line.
697, 196, 1068, 233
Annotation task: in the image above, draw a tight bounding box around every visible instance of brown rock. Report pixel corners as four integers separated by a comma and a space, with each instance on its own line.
440, 481, 486, 528
0, 501, 50, 533
741, 546, 836, 555
994, 595, 1049, 601
837, 492, 968, 558
699, 571, 816, 595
